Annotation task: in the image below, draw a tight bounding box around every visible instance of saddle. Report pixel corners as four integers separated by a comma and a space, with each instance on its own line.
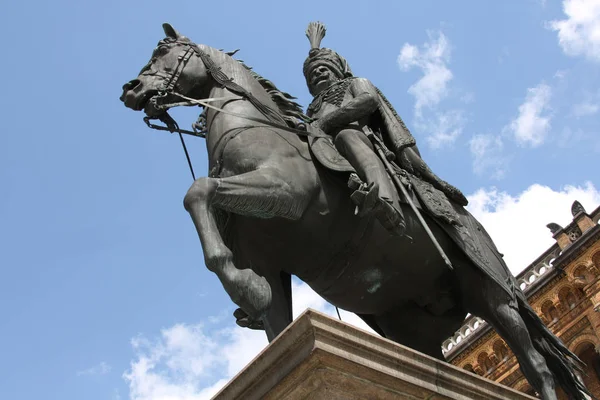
308, 135, 354, 173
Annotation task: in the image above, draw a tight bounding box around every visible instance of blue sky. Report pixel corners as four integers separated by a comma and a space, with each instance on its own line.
2, 1, 600, 399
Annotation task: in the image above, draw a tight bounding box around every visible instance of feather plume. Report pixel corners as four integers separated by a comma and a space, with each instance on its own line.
306, 22, 326, 50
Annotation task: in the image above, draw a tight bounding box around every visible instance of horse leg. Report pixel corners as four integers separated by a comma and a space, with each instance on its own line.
462, 269, 556, 399
373, 303, 464, 361
262, 271, 292, 341
197, 166, 313, 220
487, 305, 556, 399
183, 177, 272, 321
184, 168, 312, 332
234, 271, 293, 341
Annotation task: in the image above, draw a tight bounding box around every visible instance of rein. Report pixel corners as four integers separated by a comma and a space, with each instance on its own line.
143, 40, 328, 139
154, 91, 329, 138
141, 38, 329, 182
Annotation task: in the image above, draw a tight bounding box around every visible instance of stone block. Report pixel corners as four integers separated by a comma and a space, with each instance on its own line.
213, 309, 535, 399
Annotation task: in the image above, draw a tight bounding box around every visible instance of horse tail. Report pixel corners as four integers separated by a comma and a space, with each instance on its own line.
516, 292, 592, 399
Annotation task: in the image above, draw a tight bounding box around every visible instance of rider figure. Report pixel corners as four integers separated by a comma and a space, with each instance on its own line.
303, 22, 467, 235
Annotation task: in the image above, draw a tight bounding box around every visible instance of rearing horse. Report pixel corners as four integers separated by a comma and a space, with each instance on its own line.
120, 24, 588, 399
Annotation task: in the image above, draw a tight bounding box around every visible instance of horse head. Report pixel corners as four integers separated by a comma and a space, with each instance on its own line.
120, 23, 210, 117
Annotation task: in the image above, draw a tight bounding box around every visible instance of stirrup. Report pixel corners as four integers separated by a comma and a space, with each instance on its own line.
351, 184, 407, 236
350, 182, 379, 217
374, 199, 406, 236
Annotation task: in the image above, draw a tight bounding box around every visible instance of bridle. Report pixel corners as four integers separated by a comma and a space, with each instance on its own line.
142, 39, 320, 137
142, 41, 220, 138
139, 38, 327, 180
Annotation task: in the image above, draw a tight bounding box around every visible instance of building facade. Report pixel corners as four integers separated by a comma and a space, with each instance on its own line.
444, 201, 600, 398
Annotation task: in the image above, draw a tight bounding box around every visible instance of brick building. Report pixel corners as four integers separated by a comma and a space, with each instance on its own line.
444, 201, 600, 398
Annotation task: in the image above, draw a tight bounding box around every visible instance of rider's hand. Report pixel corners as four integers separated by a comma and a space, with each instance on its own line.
441, 181, 468, 206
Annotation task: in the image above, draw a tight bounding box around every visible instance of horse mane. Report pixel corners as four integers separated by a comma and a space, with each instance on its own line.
159, 37, 311, 126
225, 50, 311, 125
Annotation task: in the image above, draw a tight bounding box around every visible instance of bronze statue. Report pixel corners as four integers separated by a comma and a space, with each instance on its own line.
303, 22, 467, 237
120, 23, 589, 399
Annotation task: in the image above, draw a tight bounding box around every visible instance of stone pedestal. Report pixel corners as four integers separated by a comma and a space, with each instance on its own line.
212, 309, 534, 399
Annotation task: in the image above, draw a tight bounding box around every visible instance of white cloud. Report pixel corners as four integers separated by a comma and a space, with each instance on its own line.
77, 361, 111, 376
554, 69, 568, 80
291, 280, 330, 318
469, 134, 508, 179
398, 31, 466, 148
571, 101, 599, 117
398, 32, 453, 116
423, 110, 466, 149
509, 83, 552, 147
220, 323, 270, 377
550, 0, 600, 61
124, 321, 265, 400
124, 281, 374, 400
466, 182, 600, 274
291, 280, 374, 333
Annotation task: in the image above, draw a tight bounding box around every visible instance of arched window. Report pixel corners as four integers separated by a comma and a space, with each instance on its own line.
541, 300, 559, 323
559, 286, 579, 313
493, 340, 510, 362
573, 264, 592, 284
566, 291, 577, 309
592, 251, 600, 270
575, 342, 600, 397
477, 352, 494, 374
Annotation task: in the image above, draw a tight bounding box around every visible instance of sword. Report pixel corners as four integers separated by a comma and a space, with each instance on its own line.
364, 126, 454, 272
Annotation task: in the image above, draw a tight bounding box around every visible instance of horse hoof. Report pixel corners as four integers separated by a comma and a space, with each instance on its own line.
234, 308, 265, 330
234, 270, 272, 320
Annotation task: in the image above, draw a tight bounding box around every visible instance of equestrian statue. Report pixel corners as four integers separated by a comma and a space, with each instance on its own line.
120, 22, 589, 399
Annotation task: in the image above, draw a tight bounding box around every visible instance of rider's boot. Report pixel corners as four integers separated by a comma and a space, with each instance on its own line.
350, 178, 406, 236
336, 129, 406, 236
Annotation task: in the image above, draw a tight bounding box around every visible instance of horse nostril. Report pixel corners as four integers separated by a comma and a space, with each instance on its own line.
120, 79, 142, 102
123, 79, 141, 91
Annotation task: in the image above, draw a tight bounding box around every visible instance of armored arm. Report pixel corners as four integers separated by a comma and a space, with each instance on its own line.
313, 78, 379, 134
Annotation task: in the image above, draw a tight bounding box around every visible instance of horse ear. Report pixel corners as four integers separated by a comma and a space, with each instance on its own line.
163, 23, 180, 39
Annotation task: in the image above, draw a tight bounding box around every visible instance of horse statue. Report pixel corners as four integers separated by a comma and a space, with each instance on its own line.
120, 24, 588, 399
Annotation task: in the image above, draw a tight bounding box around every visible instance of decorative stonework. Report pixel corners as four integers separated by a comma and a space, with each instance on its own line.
566, 225, 583, 242
568, 333, 599, 354
572, 201, 587, 217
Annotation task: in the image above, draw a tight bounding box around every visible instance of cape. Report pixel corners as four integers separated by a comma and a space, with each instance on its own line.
411, 177, 517, 307
371, 86, 416, 154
